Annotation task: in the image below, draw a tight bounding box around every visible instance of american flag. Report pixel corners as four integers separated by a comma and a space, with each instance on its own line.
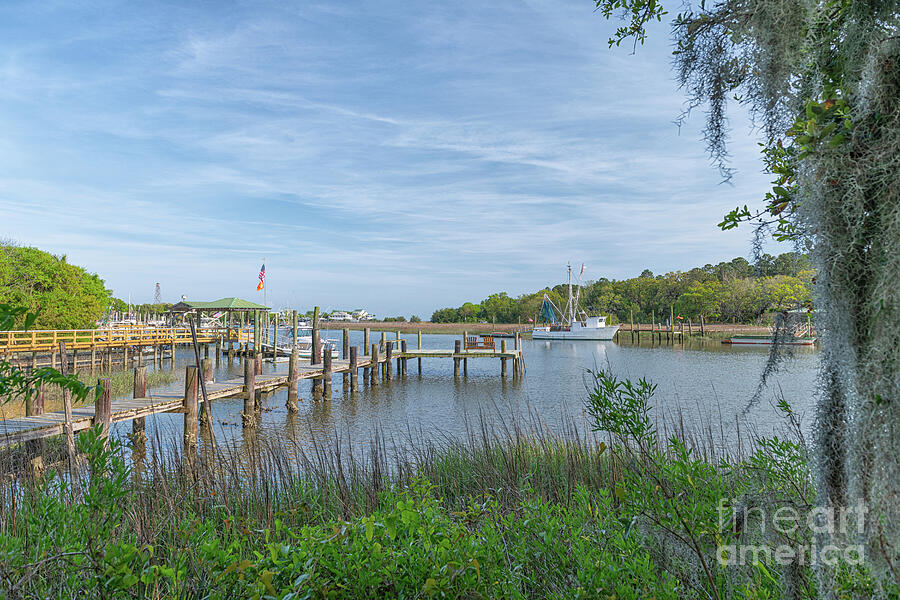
256, 263, 265, 291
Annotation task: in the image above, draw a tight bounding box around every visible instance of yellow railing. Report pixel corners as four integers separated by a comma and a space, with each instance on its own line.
0, 326, 237, 353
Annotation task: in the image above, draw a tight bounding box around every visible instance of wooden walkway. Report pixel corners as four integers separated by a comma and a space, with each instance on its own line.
1, 345, 524, 448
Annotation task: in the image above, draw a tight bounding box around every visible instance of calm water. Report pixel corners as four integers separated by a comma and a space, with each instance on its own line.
119, 329, 820, 455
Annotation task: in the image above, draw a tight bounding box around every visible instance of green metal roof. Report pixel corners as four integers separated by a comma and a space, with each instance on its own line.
170, 297, 269, 312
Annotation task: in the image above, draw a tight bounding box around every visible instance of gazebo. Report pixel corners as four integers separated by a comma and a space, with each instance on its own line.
168, 297, 271, 353
169, 297, 270, 316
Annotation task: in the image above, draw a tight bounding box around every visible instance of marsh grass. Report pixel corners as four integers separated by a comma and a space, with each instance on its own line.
0, 375, 891, 598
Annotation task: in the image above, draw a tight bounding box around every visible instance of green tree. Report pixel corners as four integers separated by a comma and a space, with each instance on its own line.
595, 0, 900, 578
0, 245, 112, 329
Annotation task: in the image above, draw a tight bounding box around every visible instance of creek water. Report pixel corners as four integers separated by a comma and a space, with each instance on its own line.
120, 329, 820, 457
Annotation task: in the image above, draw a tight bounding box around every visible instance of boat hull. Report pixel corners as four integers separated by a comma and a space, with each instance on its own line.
532, 326, 619, 341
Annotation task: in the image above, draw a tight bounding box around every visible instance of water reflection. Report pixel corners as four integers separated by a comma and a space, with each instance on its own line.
109, 330, 819, 458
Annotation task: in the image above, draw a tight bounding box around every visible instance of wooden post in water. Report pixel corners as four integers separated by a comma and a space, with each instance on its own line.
58, 341, 76, 469
183, 366, 199, 452
501, 340, 507, 377
311, 306, 322, 397
322, 347, 333, 399
417, 330, 422, 374
370, 344, 379, 386
461, 332, 468, 377
25, 381, 45, 473
379, 332, 387, 378
132, 366, 147, 450
400, 339, 407, 377
242, 358, 256, 427
349, 346, 358, 391
700, 314, 706, 337
287, 348, 299, 412
342, 328, 349, 389
385, 342, 393, 380
272, 314, 278, 357
96, 378, 112, 444
362, 328, 371, 381
255, 353, 262, 375
201, 358, 213, 383
454, 339, 461, 376
396, 337, 402, 375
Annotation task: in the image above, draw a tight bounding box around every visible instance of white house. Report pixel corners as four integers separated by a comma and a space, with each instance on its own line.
328, 311, 353, 321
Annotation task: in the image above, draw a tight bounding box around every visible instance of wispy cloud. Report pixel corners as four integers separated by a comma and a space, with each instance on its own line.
0, 0, 781, 315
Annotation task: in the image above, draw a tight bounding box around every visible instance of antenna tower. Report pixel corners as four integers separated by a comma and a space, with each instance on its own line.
154, 282, 162, 305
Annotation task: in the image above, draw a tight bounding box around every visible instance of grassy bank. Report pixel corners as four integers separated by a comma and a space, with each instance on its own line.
0, 374, 890, 599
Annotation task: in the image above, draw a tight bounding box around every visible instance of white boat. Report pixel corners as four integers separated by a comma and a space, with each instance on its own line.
280, 327, 339, 358
531, 264, 619, 341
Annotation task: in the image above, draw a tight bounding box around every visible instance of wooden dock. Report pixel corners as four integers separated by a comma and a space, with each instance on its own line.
1, 338, 524, 449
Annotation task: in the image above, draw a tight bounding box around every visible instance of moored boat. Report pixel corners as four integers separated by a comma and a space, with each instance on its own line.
531, 264, 619, 341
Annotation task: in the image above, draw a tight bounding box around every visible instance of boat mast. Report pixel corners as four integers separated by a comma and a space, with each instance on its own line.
566, 263, 573, 325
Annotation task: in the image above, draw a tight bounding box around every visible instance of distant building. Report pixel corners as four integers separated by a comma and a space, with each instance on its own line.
328, 311, 353, 321
353, 309, 375, 321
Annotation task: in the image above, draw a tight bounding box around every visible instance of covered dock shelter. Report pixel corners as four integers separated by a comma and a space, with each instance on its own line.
168, 297, 270, 327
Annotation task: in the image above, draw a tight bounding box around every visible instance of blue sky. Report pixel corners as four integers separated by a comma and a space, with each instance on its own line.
0, 0, 781, 316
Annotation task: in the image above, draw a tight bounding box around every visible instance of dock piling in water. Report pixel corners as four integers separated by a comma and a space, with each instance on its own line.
242, 359, 256, 427
183, 366, 199, 453
349, 346, 358, 391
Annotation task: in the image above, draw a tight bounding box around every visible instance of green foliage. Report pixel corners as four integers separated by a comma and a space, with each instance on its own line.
432, 253, 813, 324
0, 244, 112, 329
0, 303, 99, 406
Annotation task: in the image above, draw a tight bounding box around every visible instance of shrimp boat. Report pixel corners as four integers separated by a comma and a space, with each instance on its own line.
532, 264, 619, 341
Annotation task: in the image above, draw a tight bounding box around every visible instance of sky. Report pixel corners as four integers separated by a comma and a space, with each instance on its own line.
0, 0, 784, 316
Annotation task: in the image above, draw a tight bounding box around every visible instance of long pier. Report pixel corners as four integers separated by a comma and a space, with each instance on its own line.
0, 335, 524, 450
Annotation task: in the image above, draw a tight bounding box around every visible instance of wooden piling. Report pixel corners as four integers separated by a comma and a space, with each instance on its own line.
453, 340, 461, 376
400, 339, 407, 377
201, 358, 213, 382
132, 366, 147, 449
417, 330, 422, 374
700, 314, 706, 336
349, 346, 358, 391
242, 358, 256, 427
364, 328, 370, 354
311, 306, 322, 396
370, 344, 379, 386
183, 366, 199, 451
96, 378, 112, 442
323, 348, 333, 399
501, 340, 507, 377
342, 328, 349, 388
287, 348, 299, 412
385, 342, 393, 380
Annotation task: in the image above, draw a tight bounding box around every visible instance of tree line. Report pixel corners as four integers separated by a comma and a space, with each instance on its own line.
431, 252, 813, 324
0, 243, 112, 330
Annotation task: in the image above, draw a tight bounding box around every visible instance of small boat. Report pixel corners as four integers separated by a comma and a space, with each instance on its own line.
531, 264, 619, 341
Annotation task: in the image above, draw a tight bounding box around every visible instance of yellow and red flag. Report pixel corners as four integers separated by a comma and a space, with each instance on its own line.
256, 263, 265, 291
